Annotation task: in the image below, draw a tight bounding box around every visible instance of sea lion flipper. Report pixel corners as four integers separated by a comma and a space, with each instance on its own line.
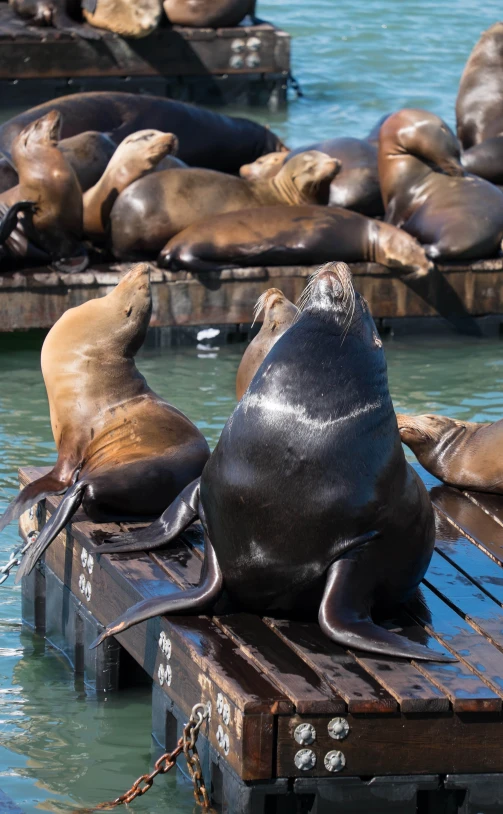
0, 468, 73, 533
14, 480, 87, 583
0, 201, 36, 243
95, 478, 201, 554
319, 555, 456, 662
90, 533, 222, 648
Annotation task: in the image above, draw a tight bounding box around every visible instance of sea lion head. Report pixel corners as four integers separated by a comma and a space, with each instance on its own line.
240, 152, 287, 181
13, 109, 61, 163
253, 287, 298, 332
397, 413, 465, 452
381, 109, 464, 176
120, 129, 179, 168
275, 150, 341, 204
105, 262, 153, 355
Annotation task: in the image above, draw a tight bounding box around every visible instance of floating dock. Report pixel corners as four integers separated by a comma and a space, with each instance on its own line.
2, 258, 503, 336
18, 464, 503, 814
0, 6, 290, 108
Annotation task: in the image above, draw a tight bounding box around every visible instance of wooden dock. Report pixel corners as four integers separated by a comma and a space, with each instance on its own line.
2, 258, 503, 336
17, 464, 503, 813
0, 6, 290, 108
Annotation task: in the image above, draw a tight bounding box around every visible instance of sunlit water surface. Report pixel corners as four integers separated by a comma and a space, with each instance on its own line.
1, 0, 503, 808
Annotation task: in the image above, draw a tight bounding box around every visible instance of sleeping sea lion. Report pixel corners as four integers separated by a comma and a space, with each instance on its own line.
379, 108, 503, 260
235, 289, 297, 401
83, 130, 178, 240
158, 205, 433, 278
82, 0, 162, 38
163, 0, 255, 27
9, 263, 210, 581
92, 262, 449, 662
59, 131, 116, 192
397, 413, 503, 494
111, 151, 340, 259
9, 0, 101, 38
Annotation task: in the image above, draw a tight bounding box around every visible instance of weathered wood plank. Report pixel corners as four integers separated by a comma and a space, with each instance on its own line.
432, 486, 503, 566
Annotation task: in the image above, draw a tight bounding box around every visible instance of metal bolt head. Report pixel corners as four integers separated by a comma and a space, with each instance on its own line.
216, 724, 224, 747
87, 554, 94, 575
328, 717, 349, 740
229, 55, 244, 69
165, 664, 172, 686
324, 750, 346, 773
294, 749, 316, 771
158, 663, 165, 685
216, 693, 224, 714
223, 733, 230, 755
246, 36, 261, 51
246, 54, 261, 68
231, 38, 245, 53
81, 549, 88, 568
294, 723, 316, 745
222, 703, 230, 725
85, 581, 92, 601
78, 573, 86, 593
159, 631, 166, 650
163, 636, 172, 659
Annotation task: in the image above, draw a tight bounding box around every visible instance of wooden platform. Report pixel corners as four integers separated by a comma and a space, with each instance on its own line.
17, 464, 503, 813
2, 258, 503, 335
0, 7, 290, 108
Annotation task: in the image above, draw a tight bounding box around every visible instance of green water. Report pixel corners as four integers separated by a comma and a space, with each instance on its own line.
1, 334, 503, 812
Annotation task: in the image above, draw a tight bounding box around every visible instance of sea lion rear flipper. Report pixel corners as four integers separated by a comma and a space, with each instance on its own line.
95, 478, 201, 554
319, 554, 456, 662
14, 480, 87, 583
0, 468, 74, 533
90, 533, 222, 648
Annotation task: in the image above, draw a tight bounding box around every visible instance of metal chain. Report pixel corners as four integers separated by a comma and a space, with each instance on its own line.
82, 702, 212, 812
0, 531, 37, 586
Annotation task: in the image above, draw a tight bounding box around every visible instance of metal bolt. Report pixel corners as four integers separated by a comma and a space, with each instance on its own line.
85, 581, 92, 601
246, 36, 261, 51
165, 664, 172, 686
222, 703, 230, 725
163, 636, 172, 659
216, 724, 224, 747
87, 554, 94, 575
216, 693, 224, 715
324, 750, 346, 773
328, 717, 349, 740
81, 549, 88, 568
229, 55, 244, 69
294, 723, 316, 746
78, 573, 86, 593
158, 663, 165, 685
231, 38, 245, 53
246, 54, 261, 68
223, 733, 230, 755
159, 631, 166, 650
294, 749, 316, 771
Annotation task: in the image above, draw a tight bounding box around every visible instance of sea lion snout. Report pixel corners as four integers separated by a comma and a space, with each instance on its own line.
397, 413, 454, 445
29, 109, 62, 145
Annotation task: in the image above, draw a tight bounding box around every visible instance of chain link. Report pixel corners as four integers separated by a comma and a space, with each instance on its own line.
82, 702, 213, 813
0, 532, 37, 586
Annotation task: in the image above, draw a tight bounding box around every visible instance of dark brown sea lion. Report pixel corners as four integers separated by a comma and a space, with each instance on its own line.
92, 262, 449, 662
397, 413, 503, 494
59, 131, 116, 192
83, 130, 178, 240
456, 23, 503, 184
8, 263, 210, 580
0, 92, 285, 174
82, 0, 161, 38
379, 108, 503, 260
111, 151, 340, 259
163, 0, 255, 27
0, 159, 18, 194
9, 0, 101, 38
235, 289, 297, 401
159, 205, 433, 278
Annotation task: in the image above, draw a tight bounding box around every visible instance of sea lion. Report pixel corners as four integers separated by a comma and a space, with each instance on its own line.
9, 0, 101, 38
155, 155, 188, 172
111, 151, 340, 259
8, 263, 210, 580
83, 130, 178, 240
0, 158, 18, 194
159, 205, 433, 278
241, 138, 383, 216
82, 0, 162, 38
163, 0, 255, 27
59, 131, 116, 192
0, 110, 86, 270
92, 262, 449, 662
235, 289, 297, 401
0, 92, 285, 174
456, 23, 503, 184
365, 113, 391, 148
379, 108, 503, 260
397, 413, 503, 494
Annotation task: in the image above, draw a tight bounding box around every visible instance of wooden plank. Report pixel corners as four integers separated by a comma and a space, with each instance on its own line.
432, 486, 503, 566
216, 614, 344, 715
150, 541, 203, 589
465, 490, 503, 529
266, 619, 397, 714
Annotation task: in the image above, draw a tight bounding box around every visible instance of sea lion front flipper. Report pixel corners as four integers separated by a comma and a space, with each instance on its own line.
0, 466, 76, 533
319, 554, 456, 662
0, 201, 36, 243
14, 480, 87, 583
95, 478, 201, 554
90, 533, 223, 648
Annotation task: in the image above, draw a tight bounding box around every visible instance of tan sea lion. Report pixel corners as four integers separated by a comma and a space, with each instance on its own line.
236, 289, 297, 401
82, 0, 161, 37
163, 0, 255, 27
5, 263, 210, 580
397, 413, 503, 494
159, 205, 433, 278
83, 129, 178, 240
111, 151, 340, 259
239, 152, 287, 181
379, 108, 503, 260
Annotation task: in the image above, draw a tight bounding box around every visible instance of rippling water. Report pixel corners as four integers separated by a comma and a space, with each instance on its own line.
1, 0, 503, 809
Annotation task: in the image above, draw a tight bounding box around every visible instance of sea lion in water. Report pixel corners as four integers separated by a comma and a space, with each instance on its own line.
379, 108, 503, 260
111, 151, 340, 259
456, 23, 503, 184
397, 413, 503, 494
241, 138, 383, 216
163, 0, 255, 27
92, 262, 449, 662
159, 205, 432, 278
82, 0, 162, 38
8, 263, 210, 581
83, 130, 178, 240
0, 92, 285, 174
235, 289, 297, 401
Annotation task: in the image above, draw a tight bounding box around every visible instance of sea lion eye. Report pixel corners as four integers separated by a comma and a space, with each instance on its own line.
125, 305, 132, 317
